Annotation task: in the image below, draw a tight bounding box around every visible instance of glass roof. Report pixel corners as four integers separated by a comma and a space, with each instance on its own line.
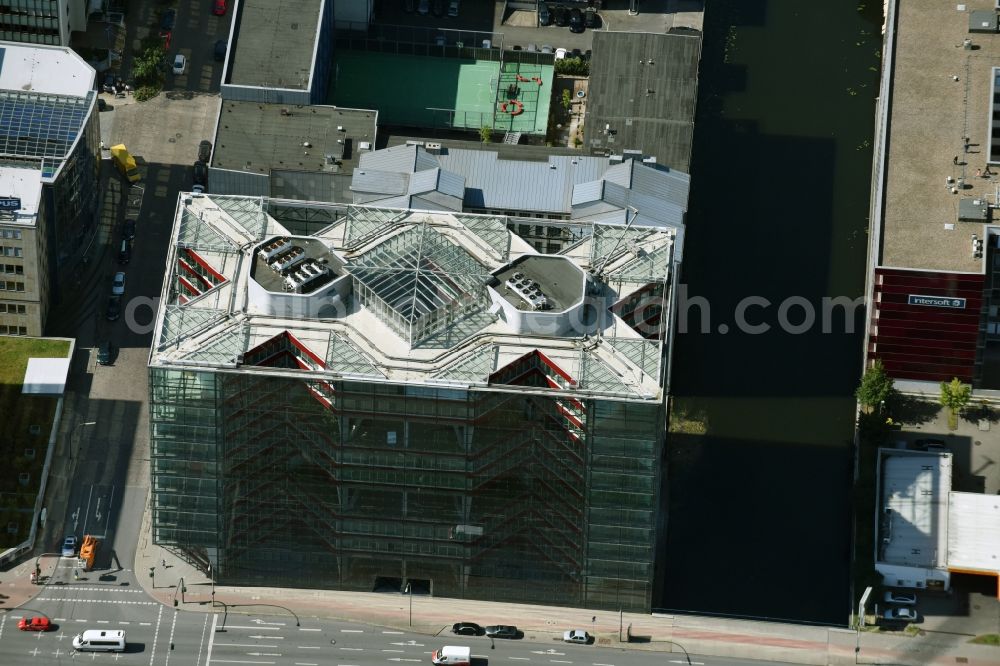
605, 337, 660, 381
344, 205, 409, 249
179, 323, 249, 366
212, 196, 269, 240
325, 331, 385, 378
349, 222, 490, 345
579, 349, 638, 396
0, 90, 90, 161
607, 242, 672, 283
158, 305, 228, 350
452, 213, 511, 263
177, 209, 240, 253
433, 344, 496, 383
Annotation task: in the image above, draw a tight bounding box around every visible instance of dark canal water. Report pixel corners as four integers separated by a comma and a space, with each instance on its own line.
658, 0, 884, 624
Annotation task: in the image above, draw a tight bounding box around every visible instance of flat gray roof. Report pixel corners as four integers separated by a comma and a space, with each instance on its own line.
584, 31, 701, 173
213, 101, 376, 194
492, 255, 583, 312
881, 1, 997, 272
228, 0, 322, 90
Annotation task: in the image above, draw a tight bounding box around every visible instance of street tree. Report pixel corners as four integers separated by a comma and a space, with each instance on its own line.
939, 377, 971, 430
855, 359, 894, 411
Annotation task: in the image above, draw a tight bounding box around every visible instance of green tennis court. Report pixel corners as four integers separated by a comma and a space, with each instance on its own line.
332, 51, 500, 131
331, 51, 553, 135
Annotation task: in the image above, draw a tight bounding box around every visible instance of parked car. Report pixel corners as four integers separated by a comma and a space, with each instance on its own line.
172, 54, 186, 75
484, 625, 520, 639
61, 535, 77, 557
213, 0, 227, 16
214, 39, 227, 61
18, 617, 52, 632
417, 0, 429, 14
111, 271, 126, 296
526, 43, 537, 52
540, 45, 553, 54
199, 140, 213, 163
123, 219, 136, 240
97, 341, 119, 366
553, 4, 569, 26
883, 607, 917, 622
193, 161, 208, 186
583, 8, 598, 28
159, 8, 176, 35
569, 7, 584, 33
117, 241, 130, 266
915, 438, 948, 452
884, 591, 917, 605
555, 47, 567, 60
563, 629, 592, 644
452, 622, 483, 636
447, 0, 459, 17
538, 3, 551, 25
106, 296, 122, 321
432, 0, 445, 17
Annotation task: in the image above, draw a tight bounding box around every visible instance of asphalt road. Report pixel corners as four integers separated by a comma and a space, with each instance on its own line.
0, 608, 808, 666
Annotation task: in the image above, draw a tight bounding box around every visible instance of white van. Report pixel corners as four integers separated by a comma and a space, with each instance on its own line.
72, 629, 126, 652
432, 646, 471, 666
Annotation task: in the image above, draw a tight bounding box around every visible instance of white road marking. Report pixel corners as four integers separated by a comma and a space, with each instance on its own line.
593, 663, 615, 665
532, 651, 565, 656
298, 628, 321, 632
550, 660, 573, 663
251, 619, 285, 626
148, 603, 163, 666
382, 631, 404, 634
54, 618, 66, 622
210, 661, 275, 664
121, 621, 130, 625
250, 634, 283, 640
204, 613, 218, 666
97, 620, 109, 624
247, 653, 282, 657
0, 612, 5, 639
510, 659, 530, 661
34, 598, 156, 605
297, 646, 320, 649
295, 663, 319, 666
76, 619, 87, 623
165, 607, 178, 666
216, 644, 280, 648
195, 614, 209, 666
224, 625, 280, 631
338, 647, 364, 651
668, 662, 703, 665
383, 649, 406, 653
140, 622, 152, 626
387, 659, 421, 663
391, 641, 424, 646
340, 629, 363, 633
82, 486, 93, 534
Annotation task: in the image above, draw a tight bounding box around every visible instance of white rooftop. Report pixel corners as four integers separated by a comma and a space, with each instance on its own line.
0, 166, 42, 220
150, 195, 677, 401
0, 42, 94, 98
880, 452, 951, 569
947, 491, 1000, 575
22, 357, 70, 395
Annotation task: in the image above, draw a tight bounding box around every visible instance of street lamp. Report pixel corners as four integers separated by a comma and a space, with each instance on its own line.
71, 421, 97, 460
404, 583, 412, 627
662, 641, 692, 666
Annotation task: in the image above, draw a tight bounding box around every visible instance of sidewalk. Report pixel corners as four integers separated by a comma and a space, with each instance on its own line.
131, 494, 1000, 666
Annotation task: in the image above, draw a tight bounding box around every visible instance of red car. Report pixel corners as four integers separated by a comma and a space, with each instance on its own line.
18, 617, 52, 632
213, 0, 226, 15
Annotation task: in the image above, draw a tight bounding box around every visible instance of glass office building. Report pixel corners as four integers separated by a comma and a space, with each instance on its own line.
150, 195, 678, 612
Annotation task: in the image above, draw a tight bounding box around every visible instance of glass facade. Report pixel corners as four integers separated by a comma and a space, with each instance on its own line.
150, 364, 663, 611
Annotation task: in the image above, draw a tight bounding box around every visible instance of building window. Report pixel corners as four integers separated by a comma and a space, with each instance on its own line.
1, 281, 24, 291
0, 303, 28, 314
0, 247, 23, 257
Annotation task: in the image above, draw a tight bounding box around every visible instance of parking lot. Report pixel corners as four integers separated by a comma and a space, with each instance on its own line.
370, 0, 703, 53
